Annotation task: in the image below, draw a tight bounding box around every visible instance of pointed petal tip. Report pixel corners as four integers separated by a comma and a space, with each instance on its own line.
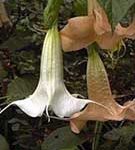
70, 121, 81, 134
0, 98, 45, 118
13, 98, 45, 117
0, 103, 12, 114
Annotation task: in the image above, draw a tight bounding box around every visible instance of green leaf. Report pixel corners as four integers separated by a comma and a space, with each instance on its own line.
0, 134, 9, 150
98, 0, 135, 27
41, 126, 86, 150
73, 0, 87, 16
0, 62, 8, 81
104, 124, 135, 142
0, 30, 32, 51
6, 75, 38, 102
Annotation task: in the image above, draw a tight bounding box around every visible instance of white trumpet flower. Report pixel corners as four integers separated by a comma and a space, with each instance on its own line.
0, 26, 96, 118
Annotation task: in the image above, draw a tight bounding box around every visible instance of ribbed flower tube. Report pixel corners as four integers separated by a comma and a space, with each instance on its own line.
0, 26, 97, 119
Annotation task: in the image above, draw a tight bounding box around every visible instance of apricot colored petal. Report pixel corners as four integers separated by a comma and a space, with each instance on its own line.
115, 21, 135, 39
87, 49, 119, 110
70, 101, 135, 133
60, 16, 96, 51
96, 32, 122, 49
93, 0, 111, 35
124, 100, 135, 120
70, 49, 135, 133
70, 102, 114, 133
70, 120, 87, 134
97, 20, 135, 49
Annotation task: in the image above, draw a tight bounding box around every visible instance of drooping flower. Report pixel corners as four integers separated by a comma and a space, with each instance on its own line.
0, 26, 102, 118
60, 0, 135, 51
70, 48, 135, 133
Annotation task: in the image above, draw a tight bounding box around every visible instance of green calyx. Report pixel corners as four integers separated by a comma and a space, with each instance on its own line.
43, 0, 63, 29
87, 44, 99, 58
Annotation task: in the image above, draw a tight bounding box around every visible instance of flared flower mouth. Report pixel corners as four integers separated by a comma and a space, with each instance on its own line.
70, 48, 135, 133
0, 25, 105, 119
60, 0, 135, 51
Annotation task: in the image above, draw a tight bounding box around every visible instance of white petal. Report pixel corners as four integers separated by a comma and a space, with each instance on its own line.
0, 82, 48, 117
51, 84, 92, 118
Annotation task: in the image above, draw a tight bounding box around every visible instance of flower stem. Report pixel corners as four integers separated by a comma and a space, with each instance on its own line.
88, 0, 94, 15
43, 0, 63, 28
92, 122, 103, 150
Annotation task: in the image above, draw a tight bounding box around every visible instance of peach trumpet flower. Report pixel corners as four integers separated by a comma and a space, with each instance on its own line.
60, 0, 135, 51
70, 48, 135, 133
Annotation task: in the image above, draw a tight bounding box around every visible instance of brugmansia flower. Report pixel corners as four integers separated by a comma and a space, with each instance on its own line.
0, 26, 102, 118
70, 48, 135, 133
60, 0, 135, 51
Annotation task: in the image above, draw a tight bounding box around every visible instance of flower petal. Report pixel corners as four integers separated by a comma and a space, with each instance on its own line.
115, 20, 135, 39
0, 82, 48, 117
96, 32, 122, 50
70, 48, 135, 133
1, 26, 98, 120
60, 16, 96, 51
92, 0, 111, 35
51, 84, 94, 118
87, 48, 119, 110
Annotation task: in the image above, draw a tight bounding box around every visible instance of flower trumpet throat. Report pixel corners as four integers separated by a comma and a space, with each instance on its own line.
0, 26, 98, 118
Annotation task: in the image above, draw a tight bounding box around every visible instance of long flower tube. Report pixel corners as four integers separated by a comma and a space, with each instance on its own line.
0, 26, 102, 119
70, 48, 135, 133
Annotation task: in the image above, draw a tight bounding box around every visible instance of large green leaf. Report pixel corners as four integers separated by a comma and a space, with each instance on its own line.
0, 31, 32, 51
0, 62, 8, 81
6, 75, 38, 102
100, 124, 135, 150
98, 0, 135, 27
0, 134, 9, 150
41, 126, 86, 150
104, 124, 135, 142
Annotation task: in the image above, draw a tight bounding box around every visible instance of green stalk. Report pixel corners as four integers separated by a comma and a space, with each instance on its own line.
43, 0, 63, 28
92, 122, 103, 150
